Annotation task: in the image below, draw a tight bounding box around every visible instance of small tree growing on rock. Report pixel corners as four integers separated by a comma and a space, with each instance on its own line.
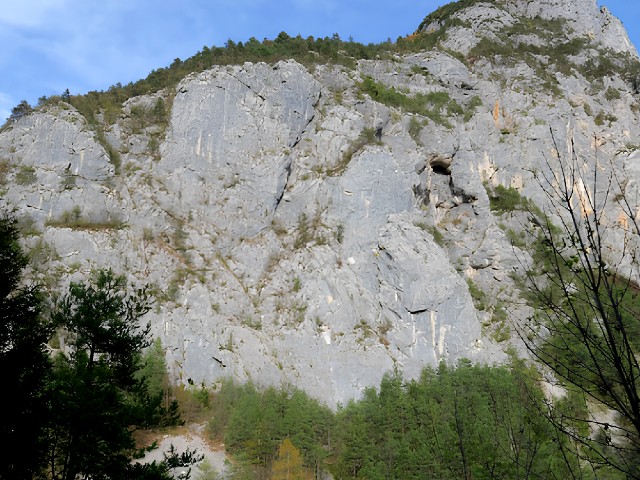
8, 99, 33, 123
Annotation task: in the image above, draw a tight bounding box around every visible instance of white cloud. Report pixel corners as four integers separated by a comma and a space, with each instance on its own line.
0, 0, 71, 28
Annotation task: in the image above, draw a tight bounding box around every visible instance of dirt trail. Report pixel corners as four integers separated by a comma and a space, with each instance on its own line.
136, 423, 228, 476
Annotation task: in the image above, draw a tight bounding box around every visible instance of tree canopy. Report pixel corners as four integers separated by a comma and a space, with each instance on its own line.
0, 215, 191, 479
0, 212, 53, 479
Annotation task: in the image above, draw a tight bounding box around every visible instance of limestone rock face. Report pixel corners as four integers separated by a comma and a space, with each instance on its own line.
423, 0, 637, 56
156, 61, 321, 238
1, 2, 639, 406
502, 0, 635, 54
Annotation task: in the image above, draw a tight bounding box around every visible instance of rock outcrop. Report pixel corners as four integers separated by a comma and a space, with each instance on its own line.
1, 0, 639, 406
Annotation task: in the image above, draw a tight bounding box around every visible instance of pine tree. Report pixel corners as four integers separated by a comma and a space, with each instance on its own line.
0, 212, 54, 478
270, 438, 311, 480
8, 99, 33, 122
46, 269, 154, 480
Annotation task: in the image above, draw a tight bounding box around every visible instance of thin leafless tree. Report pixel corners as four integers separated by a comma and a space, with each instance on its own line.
519, 126, 640, 478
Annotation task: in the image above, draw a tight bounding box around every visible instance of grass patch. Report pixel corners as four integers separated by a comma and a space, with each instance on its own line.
408, 116, 424, 144
0, 158, 11, 186
416, 222, 446, 247
15, 165, 37, 185
325, 127, 380, 177
467, 279, 488, 311
604, 87, 621, 101
293, 211, 327, 248
357, 76, 461, 128
486, 184, 541, 215
594, 111, 617, 126
46, 207, 125, 230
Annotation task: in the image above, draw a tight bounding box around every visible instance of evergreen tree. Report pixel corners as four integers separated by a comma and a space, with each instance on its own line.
45, 269, 155, 480
7, 99, 33, 123
333, 361, 578, 479
283, 389, 333, 477
133, 338, 182, 427
0, 212, 53, 479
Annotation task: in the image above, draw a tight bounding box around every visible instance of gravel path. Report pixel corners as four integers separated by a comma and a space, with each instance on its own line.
136, 423, 228, 478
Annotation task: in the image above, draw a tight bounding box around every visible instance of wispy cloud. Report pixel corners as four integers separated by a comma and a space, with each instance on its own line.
0, 0, 71, 28
0, 0, 436, 105
1, 0, 635, 114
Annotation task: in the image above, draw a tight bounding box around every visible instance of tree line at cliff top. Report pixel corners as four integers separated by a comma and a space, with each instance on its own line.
5, 0, 634, 132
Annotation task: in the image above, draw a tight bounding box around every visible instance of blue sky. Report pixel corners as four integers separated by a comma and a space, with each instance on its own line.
0, 0, 638, 121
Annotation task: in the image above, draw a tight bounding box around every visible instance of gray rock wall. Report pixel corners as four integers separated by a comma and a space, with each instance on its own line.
2, 1, 639, 406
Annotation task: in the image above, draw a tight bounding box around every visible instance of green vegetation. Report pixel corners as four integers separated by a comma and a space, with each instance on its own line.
503, 225, 527, 249
0, 213, 53, 479
5, 99, 34, 125
334, 223, 345, 244
46, 270, 187, 479
464, 95, 483, 121
99, 130, 122, 172
465, 14, 640, 96
334, 360, 579, 479
4, 5, 640, 477
466, 278, 488, 311
594, 110, 618, 126
407, 116, 424, 144
582, 48, 640, 87
15, 165, 37, 185
486, 184, 541, 215
490, 304, 511, 343
413, 0, 637, 99
357, 76, 462, 128
33, 33, 406, 136
416, 221, 446, 247
468, 278, 512, 343
206, 380, 333, 478
129, 97, 170, 134
45, 207, 126, 230
0, 213, 192, 479
0, 158, 10, 186
48, 91, 124, 172
60, 169, 76, 190
325, 126, 380, 176
15, 214, 40, 236
417, 0, 488, 32
293, 210, 328, 247
127, 97, 172, 161
4, 0, 636, 146
605, 86, 622, 101
488, 184, 523, 213
271, 438, 312, 480
200, 359, 584, 479
165, 266, 191, 303
583, 101, 594, 116
507, 131, 640, 478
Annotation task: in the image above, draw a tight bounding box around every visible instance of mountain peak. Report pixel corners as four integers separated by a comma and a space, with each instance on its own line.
504, 0, 636, 54
418, 0, 636, 57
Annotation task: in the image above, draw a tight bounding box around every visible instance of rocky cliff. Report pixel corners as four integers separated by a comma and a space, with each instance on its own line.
2, 0, 639, 406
